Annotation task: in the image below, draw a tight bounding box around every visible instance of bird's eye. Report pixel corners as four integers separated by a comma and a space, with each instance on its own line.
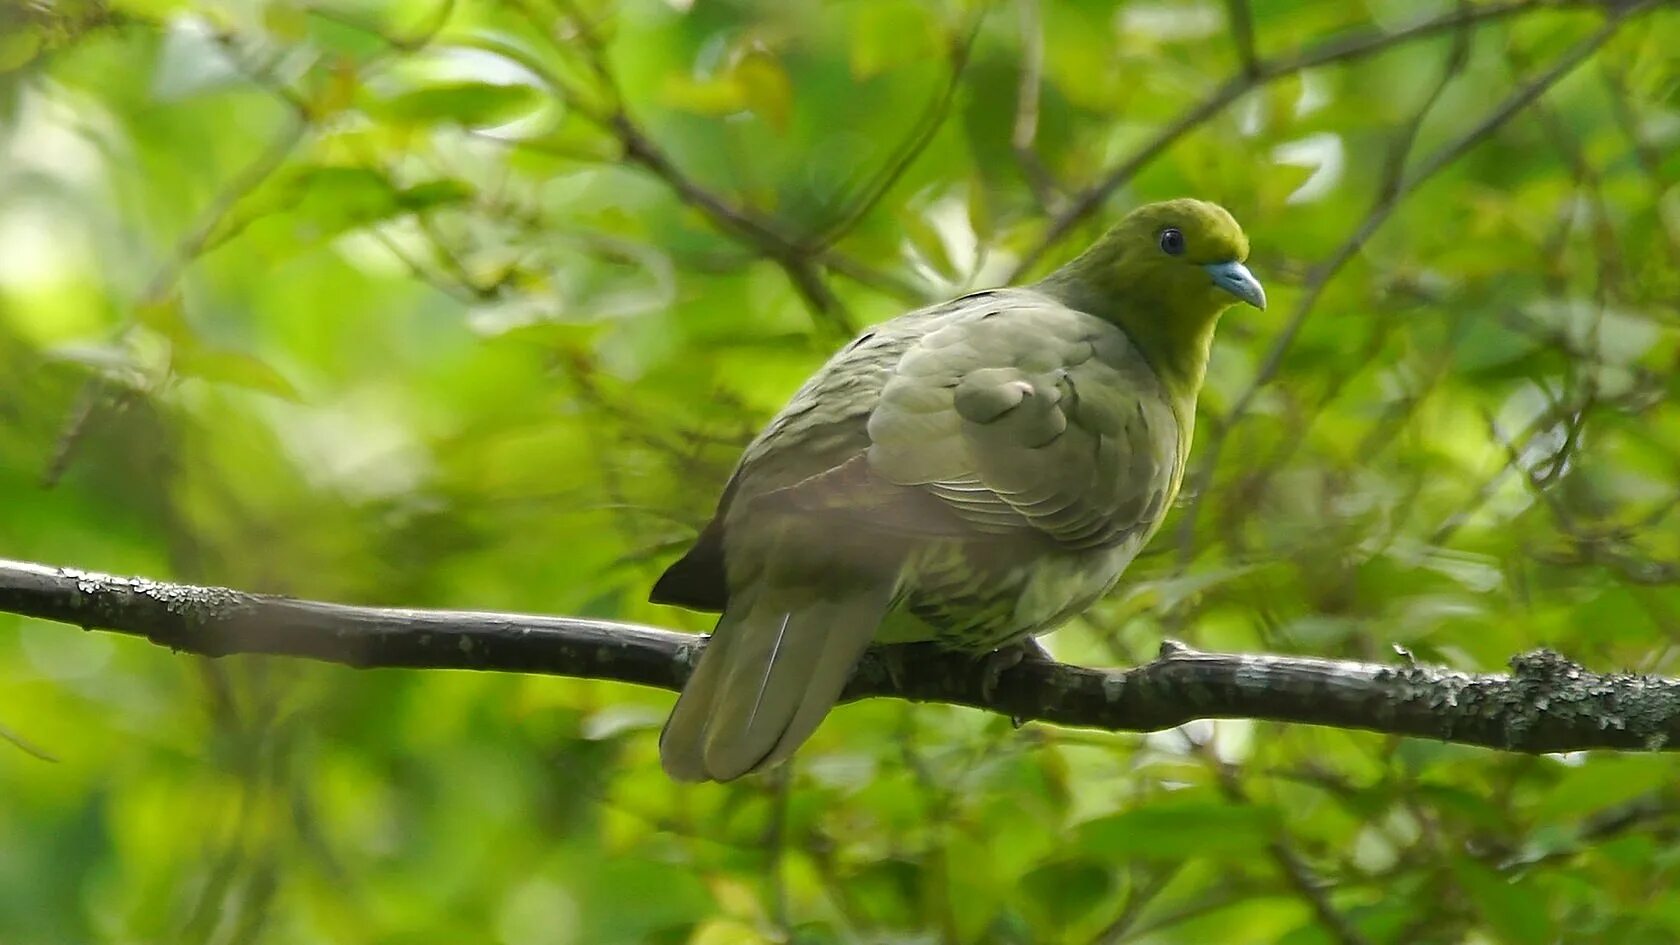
1158, 228, 1186, 256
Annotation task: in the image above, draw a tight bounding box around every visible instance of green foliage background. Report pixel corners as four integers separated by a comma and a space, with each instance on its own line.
3, 0, 1680, 941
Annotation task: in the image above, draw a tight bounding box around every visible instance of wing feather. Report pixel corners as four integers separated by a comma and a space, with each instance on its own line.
863, 293, 1181, 551
674, 289, 1183, 569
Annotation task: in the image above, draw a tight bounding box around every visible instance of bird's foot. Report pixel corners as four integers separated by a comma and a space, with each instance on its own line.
978, 637, 1054, 704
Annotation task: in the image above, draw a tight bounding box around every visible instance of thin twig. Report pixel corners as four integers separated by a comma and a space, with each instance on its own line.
1172, 6, 1642, 563
1224, 0, 1261, 77
0, 719, 58, 763
1089, 866, 1181, 945
1192, 737, 1374, 945
1597, 61, 1680, 266
1008, 0, 1631, 279
800, 17, 984, 253
540, 7, 859, 335
1010, 0, 1063, 211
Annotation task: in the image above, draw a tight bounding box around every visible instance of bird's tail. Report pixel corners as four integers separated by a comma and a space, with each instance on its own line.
659, 579, 893, 782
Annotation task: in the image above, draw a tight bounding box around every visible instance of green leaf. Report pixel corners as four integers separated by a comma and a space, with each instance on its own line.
847, 2, 939, 79
150, 21, 244, 101
898, 205, 960, 282
732, 49, 792, 132
175, 348, 303, 402
1074, 801, 1277, 860
660, 75, 747, 116
136, 293, 192, 344
572, 858, 713, 942
397, 179, 476, 210
1451, 317, 1548, 378
1531, 756, 1673, 822
44, 343, 152, 389
251, 165, 399, 241
261, 0, 309, 41
966, 175, 993, 244
367, 81, 544, 128
1413, 783, 1510, 830
227, 166, 472, 253
0, 720, 58, 763
0, 30, 42, 72
1453, 858, 1555, 945
1018, 858, 1113, 929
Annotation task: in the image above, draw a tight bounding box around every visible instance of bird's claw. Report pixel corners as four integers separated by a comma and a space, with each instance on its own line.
979, 637, 1053, 702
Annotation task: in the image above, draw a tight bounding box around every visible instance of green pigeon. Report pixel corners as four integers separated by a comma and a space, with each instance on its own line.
652, 198, 1264, 782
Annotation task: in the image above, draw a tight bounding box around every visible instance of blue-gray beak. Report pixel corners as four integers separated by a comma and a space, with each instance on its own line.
1204, 260, 1266, 310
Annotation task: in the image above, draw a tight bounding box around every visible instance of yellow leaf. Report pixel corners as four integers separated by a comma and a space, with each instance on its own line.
261, 0, 309, 41
0, 31, 41, 73
848, 2, 938, 80
659, 74, 746, 116
136, 292, 191, 344
314, 59, 360, 116
732, 48, 792, 132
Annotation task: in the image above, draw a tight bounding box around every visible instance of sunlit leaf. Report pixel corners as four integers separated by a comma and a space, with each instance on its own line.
0, 30, 42, 72
846, 2, 939, 80
225, 166, 473, 254
174, 347, 303, 402
732, 49, 792, 132
136, 293, 192, 344
261, 0, 309, 42
366, 81, 545, 128
43, 343, 152, 389
660, 75, 746, 116
149, 19, 244, 101
0, 721, 58, 762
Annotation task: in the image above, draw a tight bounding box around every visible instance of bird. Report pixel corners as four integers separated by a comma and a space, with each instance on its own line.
650, 198, 1265, 782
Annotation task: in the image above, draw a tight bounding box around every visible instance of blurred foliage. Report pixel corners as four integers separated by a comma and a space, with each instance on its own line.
3, 0, 1680, 942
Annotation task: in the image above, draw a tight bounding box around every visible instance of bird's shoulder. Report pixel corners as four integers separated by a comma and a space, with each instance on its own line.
862, 289, 1183, 550
866, 289, 1173, 460
727, 289, 1045, 488
737, 286, 1178, 515
880, 288, 1156, 389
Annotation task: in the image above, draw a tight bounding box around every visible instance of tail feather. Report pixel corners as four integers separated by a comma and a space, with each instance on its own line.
659, 583, 892, 782
755, 598, 886, 772
659, 608, 743, 781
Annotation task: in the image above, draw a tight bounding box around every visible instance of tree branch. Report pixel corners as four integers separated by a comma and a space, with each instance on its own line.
4, 558, 1680, 754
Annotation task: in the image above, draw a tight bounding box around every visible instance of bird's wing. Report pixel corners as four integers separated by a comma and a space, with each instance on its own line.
652, 289, 1183, 611
859, 291, 1183, 551
651, 296, 979, 609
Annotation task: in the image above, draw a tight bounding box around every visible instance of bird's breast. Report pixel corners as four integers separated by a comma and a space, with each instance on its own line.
878, 536, 1148, 650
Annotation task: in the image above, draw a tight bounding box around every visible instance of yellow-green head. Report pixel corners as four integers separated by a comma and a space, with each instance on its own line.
1037, 198, 1264, 404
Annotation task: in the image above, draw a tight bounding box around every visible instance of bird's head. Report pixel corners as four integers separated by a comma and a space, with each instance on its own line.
1098, 198, 1265, 316
1038, 198, 1264, 398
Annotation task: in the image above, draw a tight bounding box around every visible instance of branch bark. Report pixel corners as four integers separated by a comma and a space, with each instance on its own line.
3, 558, 1678, 755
